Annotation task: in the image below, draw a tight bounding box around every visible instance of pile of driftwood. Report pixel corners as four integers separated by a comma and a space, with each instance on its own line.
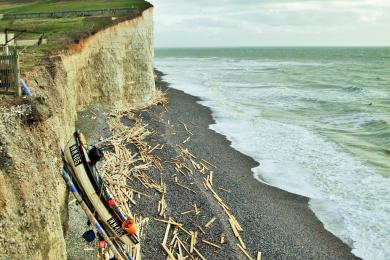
155, 142, 262, 259
174, 146, 261, 260
149, 143, 263, 260
157, 218, 207, 260
98, 90, 262, 259
98, 91, 167, 259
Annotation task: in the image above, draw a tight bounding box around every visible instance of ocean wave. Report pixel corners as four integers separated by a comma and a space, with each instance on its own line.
155, 50, 390, 260
361, 119, 390, 130
342, 86, 364, 92
320, 113, 390, 129
210, 117, 390, 260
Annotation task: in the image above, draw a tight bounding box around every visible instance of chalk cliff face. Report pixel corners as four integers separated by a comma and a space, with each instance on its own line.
0, 8, 155, 259
64, 8, 155, 106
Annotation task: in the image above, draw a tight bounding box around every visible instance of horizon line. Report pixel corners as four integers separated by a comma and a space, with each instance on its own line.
155, 45, 390, 49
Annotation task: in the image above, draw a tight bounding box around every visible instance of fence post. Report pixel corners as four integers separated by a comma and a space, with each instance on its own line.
14, 49, 21, 96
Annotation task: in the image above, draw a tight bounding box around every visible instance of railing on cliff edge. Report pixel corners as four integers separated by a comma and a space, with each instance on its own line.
0, 47, 21, 96
1, 8, 142, 20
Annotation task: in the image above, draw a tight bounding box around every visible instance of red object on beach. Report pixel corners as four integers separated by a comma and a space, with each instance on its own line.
108, 199, 115, 206
98, 240, 106, 248
122, 218, 137, 235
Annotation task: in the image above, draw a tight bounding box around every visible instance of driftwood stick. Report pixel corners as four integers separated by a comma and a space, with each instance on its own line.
181, 210, 194, 215
161, 243, 176, 260
179, 226, 191, 236
237, 243, 253, 260
197, 226, 206, 234
229, 218, 240, 237
205, 217, 216, 228
183, 136, 191, 144
179, 121, 193, 136
202, 240, 222, 250
218, 187, 232, 193
201, 158, 217, 169
238, 235, 247, 249
155, 219, 183, 227
193, 204, 200, 215
190, 231, 195, 254
175, 182, 197, 194
163, 223, 171, 245
176, 237, 194, 259
149, 143, 161, 153
220, 233, 225, 244
193, 247, 206, 260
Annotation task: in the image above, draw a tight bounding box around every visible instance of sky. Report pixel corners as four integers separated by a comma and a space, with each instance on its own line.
148, 0, 390, 47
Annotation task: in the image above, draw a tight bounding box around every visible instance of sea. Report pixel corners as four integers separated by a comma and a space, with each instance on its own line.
154, 47, 390, 260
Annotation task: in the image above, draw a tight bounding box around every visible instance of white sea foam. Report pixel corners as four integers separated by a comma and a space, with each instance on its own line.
156, 57, 390, 260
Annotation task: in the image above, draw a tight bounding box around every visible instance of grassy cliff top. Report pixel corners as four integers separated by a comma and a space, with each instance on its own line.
0, 0, 152, 69
0, 0, 149, 14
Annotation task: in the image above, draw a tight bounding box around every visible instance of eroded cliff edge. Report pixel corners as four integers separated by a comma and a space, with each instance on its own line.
0, 8, 155, 259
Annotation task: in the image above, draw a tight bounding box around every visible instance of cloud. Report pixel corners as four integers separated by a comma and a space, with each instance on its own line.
148, 0, 390, 47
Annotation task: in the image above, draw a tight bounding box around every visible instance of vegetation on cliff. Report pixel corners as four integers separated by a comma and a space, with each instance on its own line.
0, 0, 152, 69
0, 0, 150, 14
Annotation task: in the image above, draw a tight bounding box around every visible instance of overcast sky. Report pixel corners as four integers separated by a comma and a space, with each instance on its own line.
148, 0, 390, 47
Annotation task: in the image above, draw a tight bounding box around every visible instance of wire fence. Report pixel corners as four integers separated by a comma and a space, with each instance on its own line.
0, 47, 20, 96
1, 8, 141, 20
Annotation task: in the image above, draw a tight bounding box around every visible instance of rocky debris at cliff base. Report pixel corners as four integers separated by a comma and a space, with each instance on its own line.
0, 96, 52, 125
25, 96, 52, 123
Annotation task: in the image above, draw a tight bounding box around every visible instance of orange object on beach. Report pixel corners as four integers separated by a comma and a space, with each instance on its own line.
122, 218, 137, 235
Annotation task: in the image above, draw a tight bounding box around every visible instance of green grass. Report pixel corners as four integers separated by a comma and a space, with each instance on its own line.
0, 16, 117, 69
0, 0, 149, 14
0, 15, 139, 68
0, 0, 152, 69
